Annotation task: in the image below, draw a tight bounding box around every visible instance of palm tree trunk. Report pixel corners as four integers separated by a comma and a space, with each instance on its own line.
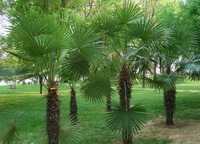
46, 82, 60, 144
39, 75, 43, 94
164, 88, 176, 125
142, 70, 145, 88
159, 57, 162, 74
106, 94, 111, 111
118, 62, 132, 144
153, 61, 157, 80
70, 87, 78, 123
164, 65, 176, 125
123, 135, 132, 144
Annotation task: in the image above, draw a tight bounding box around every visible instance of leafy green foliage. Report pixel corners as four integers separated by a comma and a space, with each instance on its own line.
111, 1, 142, 26
92, 14, 121, 37
127, 20, 169, 51
59, 122, 80, 144
0, 122, 19, 144
61, 52, 90, 81
182, 54, 200, 80
106, 103, 147, 138
80, 73, 113, 102
65, 24, 104, 64
13, 12, 66, 57
184, 55, 200, 72
146, 72, 179, 90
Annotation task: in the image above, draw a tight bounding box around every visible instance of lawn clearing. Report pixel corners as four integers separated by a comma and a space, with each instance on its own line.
0, 81, 200, 144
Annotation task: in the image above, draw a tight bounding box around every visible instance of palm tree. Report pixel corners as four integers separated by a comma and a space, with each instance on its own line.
60, 23, 106, 123
11, 13, 66, 144
146, 25, 197, 125
9, 12, 105, 144
92, 1, 168, 143
162, 26, 197, 125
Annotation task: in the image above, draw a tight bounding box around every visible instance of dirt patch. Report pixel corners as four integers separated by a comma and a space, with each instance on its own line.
135, 116, 200, 144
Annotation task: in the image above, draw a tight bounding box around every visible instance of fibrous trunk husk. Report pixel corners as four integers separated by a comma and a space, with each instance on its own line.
39, 75, 43, 94
46, 82, 60, 144
70, 88, 78, 123
118, 62, 132, 109
164, 88, 176, 125
123, 135, 133, 144
118, 62, 133, 144
106, 94, 112, 111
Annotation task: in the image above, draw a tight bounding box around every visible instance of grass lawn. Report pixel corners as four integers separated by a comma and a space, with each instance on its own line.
0, 80, 200, 144
135, 80, 200, 90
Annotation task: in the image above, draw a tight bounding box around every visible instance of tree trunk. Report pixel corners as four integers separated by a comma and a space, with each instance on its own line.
164, 65, 176, 125
153, 61, 157, 80
159, 57, 162, 74
118, 62, 132, 144
142, 70, 145, 88
70, 87, 78, 123
39, 75, 43, 94
123, 135, 132, 144
60, 0, 66, 19
164, 89, 176, 125
46, 82, 60, 144
106, 94, 111, 111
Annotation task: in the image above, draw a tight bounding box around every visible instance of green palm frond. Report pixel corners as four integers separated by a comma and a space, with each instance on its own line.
189, 71, 200, 80
61, 51, 90, 81
146, 72, 179, 90
0, 122, 19, 144
163, 26, 197, 57
13, 12, 66, 57
80, 72, 113, 102
59, 124, 80, 144
181, 55, 200, 80
37, 120, 80, 144
13, 12, 55, 36
111, 1, 142, 25
185, 55, 200, 72
106, 103, 147, 137
127, 20, 169, 51
65, 24, 105, 64
92, 14, 121, 37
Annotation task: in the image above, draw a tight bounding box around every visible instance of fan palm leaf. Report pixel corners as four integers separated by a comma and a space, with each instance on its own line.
64, 24, 104, 64
0, 122, 19, 144
13, 12, 66, 57
106, 103, 147, 138
111, 1, 142, 26
80, 72, 113, 102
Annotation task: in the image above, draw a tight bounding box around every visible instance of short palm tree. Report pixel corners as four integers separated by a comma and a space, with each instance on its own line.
146, 25, 197, 125
60, 23, 105, 123
92, 1, 168, 143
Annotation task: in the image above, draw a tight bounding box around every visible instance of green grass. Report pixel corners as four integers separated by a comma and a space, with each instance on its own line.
134, 80, 200, 90
0, 81, 200, 144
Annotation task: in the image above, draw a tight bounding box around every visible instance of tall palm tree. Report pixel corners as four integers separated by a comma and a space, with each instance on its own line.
92, 1, 168, 143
